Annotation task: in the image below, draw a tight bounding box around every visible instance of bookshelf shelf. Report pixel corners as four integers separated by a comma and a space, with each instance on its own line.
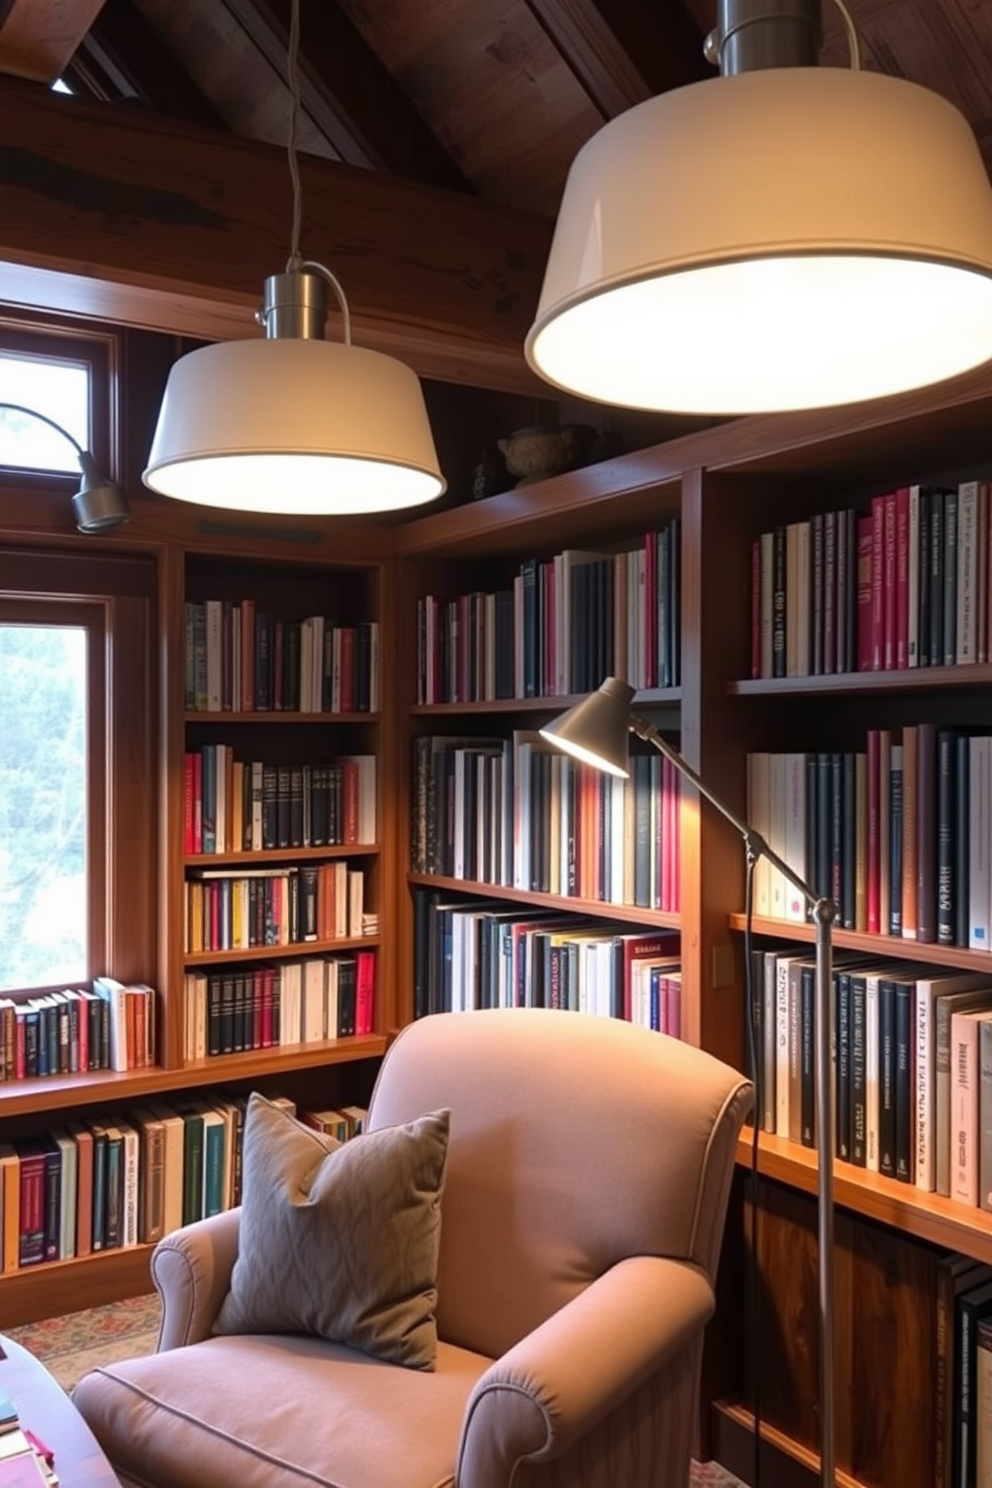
0, 1034, 385, 1119
407, 873, 682, 929
710, 1402, 869, 1488
737, 1128, 992, 1263
730, 662, 992, 697
1, 1243, 158, 1330
183, 844, 378, 867
727, 913, 992, 974
183, 935, 380, 967
184, 711, 380, 724
409, 688, 681, 716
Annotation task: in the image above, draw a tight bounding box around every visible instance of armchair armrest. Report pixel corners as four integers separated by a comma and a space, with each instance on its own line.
457, 1255, 714, 1488
150, 1207, 241, 1350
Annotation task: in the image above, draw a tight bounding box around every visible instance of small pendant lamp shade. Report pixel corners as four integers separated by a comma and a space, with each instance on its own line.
142, 337, 446, 516
525, 68, 992, 413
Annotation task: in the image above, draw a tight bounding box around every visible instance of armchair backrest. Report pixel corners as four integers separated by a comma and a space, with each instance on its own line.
367, 1009, 752, 1361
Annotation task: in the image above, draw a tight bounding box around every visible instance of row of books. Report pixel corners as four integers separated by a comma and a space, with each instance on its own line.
0, 1091, 368, 1273
182, 950, 377, 1059
416, 521, 681, 704
183, 750, 377, 854
413, 889, 682, 1030
934, 1251, 992, 1488
750, 946, 992, 1206
412, 732, 681, 913
750, 479, 992, 680
184, 861, 369, 954
0, 978, 155, 1085
184, 601, 379, 713
748, 725, 992, 947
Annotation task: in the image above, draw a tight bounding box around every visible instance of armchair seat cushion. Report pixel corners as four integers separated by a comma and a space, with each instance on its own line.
72, 1332, 493, 1488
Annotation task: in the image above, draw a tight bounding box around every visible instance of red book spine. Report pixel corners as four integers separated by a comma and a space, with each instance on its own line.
867, 728, 881, 933
18, 1154, 45, 1266
869, 495, 886, 669
883, 491, 897, 669
355, 950, 375, 1035
751, 538, 761, 679
895, 485, 911, 668
339, 627, 355, 712
666, 976, 682, 1039
183, 753, 195, 855
857, 515, 874, 671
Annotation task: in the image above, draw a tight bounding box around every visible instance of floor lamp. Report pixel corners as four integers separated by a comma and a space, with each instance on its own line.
540, 676, 839, 1488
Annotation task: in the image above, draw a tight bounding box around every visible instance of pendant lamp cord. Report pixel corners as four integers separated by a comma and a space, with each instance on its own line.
829, 0, 861, 69
283, 0, 353, 345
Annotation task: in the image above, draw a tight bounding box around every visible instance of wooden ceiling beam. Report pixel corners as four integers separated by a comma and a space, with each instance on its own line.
0, 76, 551, 395
0, 0, 107, 84
522, 0, 709, 121
70, 0, 228, 130
219, 0, 471, 192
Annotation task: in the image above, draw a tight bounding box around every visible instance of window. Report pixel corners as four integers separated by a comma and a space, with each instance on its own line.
0, 550, 156, 999
0, 353, 90, 474
0, 605, 104, 991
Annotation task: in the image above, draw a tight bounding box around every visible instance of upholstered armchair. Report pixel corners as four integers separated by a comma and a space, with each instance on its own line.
74, 1008, 752, 1488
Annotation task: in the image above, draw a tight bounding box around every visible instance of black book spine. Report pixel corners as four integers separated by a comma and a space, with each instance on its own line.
830, 752, 844, 907
937, 728, 956, 946
837, 969, 851, 1161
894, 981, 913, 1182
816, 752, 832, 900
842, 750, 857, 929
207, 974, 221, 1056
842, 507, 857, 674
800, 964, 816, 1148
878, 979, 897, 1178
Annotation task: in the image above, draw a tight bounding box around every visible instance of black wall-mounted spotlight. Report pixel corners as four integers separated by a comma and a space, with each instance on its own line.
0, 402, 130, 534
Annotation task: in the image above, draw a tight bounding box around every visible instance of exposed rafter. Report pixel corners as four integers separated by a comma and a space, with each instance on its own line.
522, 0, 709, 122
219, 0, 472, 192
66, 0, 227, 129
0, 75, 550, 395
0, 0, 107, 83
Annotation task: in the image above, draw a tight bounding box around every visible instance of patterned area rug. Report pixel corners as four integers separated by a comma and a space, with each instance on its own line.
5, 1296, 747, 1486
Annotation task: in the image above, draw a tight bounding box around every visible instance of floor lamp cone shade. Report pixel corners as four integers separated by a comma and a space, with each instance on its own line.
539, 677, 635, 776
525, 68, 992, 414
142, 337, 446, 515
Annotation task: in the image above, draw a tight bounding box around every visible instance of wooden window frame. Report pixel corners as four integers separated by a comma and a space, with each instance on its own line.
0, 548, 156, 995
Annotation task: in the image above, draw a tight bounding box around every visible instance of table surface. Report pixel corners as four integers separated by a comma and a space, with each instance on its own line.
0, 1336, 121, 1488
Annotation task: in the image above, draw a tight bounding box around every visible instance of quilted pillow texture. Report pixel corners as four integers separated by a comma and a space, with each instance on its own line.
214, 1092, 451, 1369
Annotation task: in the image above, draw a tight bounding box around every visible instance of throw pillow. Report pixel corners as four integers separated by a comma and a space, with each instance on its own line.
214, 1093, 450, 1369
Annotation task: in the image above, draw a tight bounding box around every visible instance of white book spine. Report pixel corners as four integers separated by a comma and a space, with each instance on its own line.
915, 984, 934, 1191
775, 956, 791, 1138
768, 753, 786, 921
784, 752, 808, 922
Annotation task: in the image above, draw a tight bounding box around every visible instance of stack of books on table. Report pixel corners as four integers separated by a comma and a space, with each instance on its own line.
0, 1389, 59, 1486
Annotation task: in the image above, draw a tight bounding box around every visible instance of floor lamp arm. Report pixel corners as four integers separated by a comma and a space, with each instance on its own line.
633, 714, 837, 1488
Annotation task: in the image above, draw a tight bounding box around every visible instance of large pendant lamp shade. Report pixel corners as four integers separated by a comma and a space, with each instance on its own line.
525, 67, 992, 414
143, 335, 446, 516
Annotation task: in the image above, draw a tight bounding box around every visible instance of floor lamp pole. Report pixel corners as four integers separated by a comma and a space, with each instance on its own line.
631, 716, 838, 1488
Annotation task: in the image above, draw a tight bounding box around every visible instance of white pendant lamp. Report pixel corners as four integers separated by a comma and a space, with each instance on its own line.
142, 1, 445, 516
525, 0, 992, 415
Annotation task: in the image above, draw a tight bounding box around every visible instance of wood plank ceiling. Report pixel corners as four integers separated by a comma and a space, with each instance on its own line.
2, 0, 984, 215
